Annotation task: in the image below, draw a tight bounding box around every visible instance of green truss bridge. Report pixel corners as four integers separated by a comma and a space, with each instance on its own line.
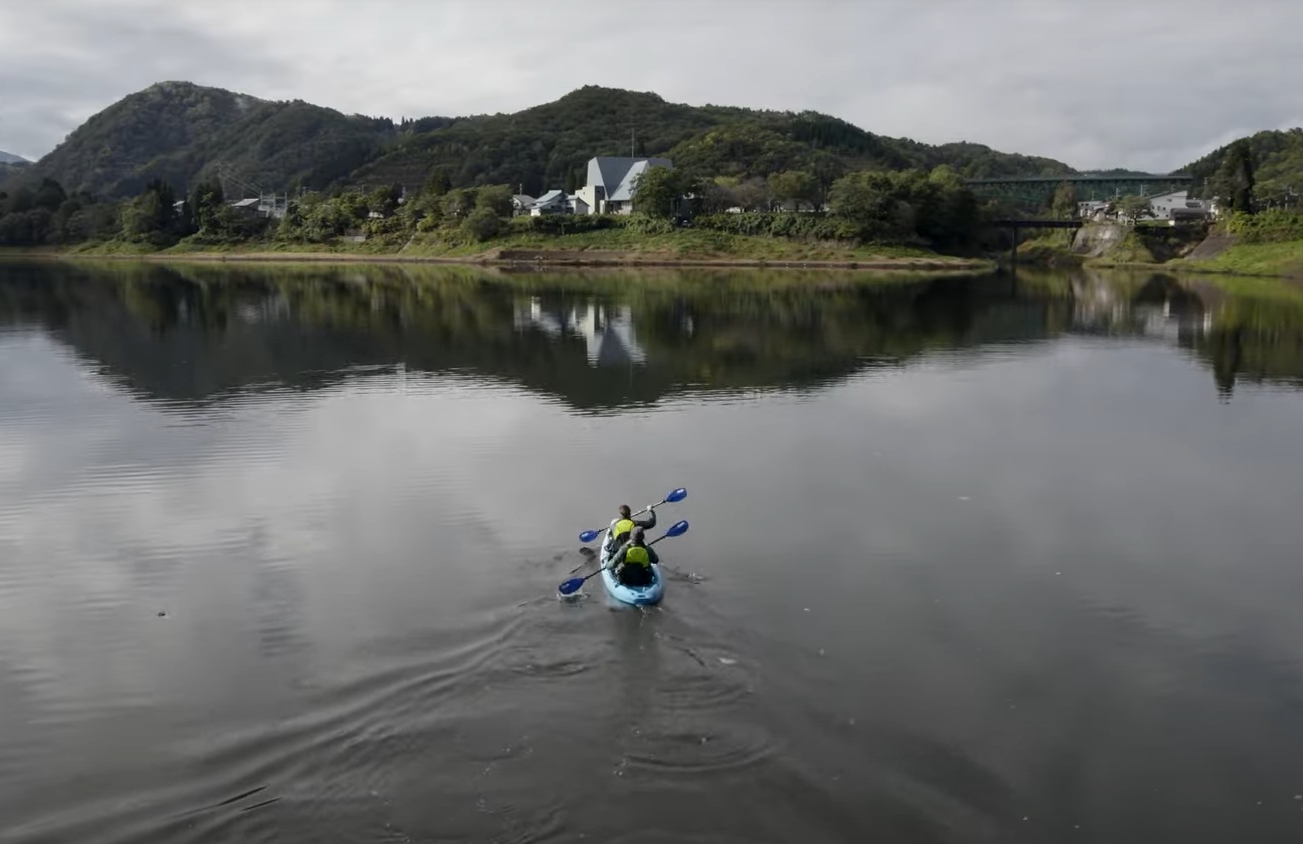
966, 174, 1195, 206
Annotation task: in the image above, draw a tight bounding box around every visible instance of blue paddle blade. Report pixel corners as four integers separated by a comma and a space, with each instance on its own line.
558, 577, 586, 595
665, 488, 688, 503
578, 529, 602, 543
665, 519, 689, 537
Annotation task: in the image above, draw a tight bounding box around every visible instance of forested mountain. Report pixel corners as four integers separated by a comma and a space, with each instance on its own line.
18, 81, 402, 199
10, 82, 1077, 201
349, 86, 1076, 194
0, 150, 27, 164
1182, 128, 1303, 205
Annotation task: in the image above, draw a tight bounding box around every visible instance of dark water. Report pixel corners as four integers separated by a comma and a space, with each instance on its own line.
2, 261, 1303, 844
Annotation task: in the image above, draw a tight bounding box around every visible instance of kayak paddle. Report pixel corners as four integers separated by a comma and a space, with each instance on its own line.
577, 487, 687, 543
558, 520, 689, 595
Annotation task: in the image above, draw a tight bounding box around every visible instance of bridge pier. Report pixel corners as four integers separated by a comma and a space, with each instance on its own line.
992, 219, 1082, 270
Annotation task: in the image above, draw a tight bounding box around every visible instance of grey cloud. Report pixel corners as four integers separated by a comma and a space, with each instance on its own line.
2, 0, 1300, 170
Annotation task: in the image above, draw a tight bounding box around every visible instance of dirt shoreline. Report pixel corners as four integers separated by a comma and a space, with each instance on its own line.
2, 248, 993, 273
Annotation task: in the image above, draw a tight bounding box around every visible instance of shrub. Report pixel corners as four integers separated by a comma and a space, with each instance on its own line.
511, 213, 626, 235
461, 207, 504, 242
624, 214, 676, 235
692, 212, 859, 241
1225, 209, 1303, 243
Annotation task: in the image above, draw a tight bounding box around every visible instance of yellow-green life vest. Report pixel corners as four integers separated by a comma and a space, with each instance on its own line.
624, 544, 651, 568
613, 519, 635, 542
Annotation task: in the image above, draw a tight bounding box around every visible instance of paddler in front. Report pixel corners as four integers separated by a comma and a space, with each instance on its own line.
611, 527, 659, 586
605, 503, 657, 554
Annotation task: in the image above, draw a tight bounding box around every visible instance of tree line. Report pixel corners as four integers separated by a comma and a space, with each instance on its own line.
2, 158, 989, 254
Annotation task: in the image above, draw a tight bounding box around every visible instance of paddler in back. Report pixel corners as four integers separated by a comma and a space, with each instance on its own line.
611, 527, 660, 586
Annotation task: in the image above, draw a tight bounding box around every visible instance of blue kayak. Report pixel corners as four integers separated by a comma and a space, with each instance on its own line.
598, 522, 665, 606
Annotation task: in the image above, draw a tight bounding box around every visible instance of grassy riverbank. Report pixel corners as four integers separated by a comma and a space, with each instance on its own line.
3, 227, 993, 272
1167, 240, 1303, 278
1013, 220, 1303, 279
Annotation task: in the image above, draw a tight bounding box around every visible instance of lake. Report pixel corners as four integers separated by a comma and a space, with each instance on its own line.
2, 260, 1303, 844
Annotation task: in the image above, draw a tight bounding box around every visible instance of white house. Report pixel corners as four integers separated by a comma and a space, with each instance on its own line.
527, 190, 589, 216
1146, 190, 1212, 221
1078, 191, 1214, 223
575, 156, 673, 215
1077, 199, 1112, 220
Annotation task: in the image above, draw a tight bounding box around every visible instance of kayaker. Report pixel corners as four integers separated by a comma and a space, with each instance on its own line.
611, 527, 659, 586
607, 503, 657, 552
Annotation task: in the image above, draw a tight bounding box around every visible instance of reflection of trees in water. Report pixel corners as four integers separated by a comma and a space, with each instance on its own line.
2, 261, 1302, 407
1054, 269, 1303, 400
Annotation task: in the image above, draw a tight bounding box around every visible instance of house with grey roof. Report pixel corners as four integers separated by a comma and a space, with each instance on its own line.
511, 194, 535, 217
527, 189, 589, 216
575, 156, 673, 215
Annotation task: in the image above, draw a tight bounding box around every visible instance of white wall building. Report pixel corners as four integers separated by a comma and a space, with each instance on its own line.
1146, 190, 1212, 221
527, 190, 589, 216
575, 156, 673, 215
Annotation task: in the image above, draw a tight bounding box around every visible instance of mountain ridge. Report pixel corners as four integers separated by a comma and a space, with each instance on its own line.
10, 81, 1079, 200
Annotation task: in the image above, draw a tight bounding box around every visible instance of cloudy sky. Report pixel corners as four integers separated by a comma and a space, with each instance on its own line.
1, 0, 1299, 171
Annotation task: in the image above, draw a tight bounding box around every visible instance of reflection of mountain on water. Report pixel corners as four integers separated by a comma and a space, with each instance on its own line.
1, 262, 1301, 408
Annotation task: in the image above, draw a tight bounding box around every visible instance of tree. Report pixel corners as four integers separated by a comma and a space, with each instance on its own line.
461, 206, 503, 242
810, 154, 847, 210
0, 212, 31, 245
32, 178, 68, 213
52, 198, 85, 243
1050, 181, 1078, 219
1231, 139, 1256, 213
119, 179, 179, 242
733, 177, 771, 212
424, 169, 452, 196
632, 166, 683, 217
3, 186, 34, 215
1209, 139, 1256, 213
1115, 194, 1153, 221
62, 209, 94, 242
828, 171, 913, 240
475, 184, 514, 218
768, 170, 818, 211
367, 183, 403, 217
443, 188, 477, 218
189, 179, 226, 234
913, 166, 981, 251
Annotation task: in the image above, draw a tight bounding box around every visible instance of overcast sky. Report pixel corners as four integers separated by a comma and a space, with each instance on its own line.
1, 0, 1299, 171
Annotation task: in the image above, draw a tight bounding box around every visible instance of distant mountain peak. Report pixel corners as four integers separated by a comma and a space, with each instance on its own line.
0, 150, 28, 165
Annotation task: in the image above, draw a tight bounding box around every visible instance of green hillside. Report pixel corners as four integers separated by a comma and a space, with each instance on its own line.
25, 81, 401, 199
350, 85, 1076, 194
1182, 128, 1303, 205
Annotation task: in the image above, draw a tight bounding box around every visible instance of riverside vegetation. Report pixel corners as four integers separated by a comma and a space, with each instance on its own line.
3, 83, 1303, 272
0, 166, 991, 265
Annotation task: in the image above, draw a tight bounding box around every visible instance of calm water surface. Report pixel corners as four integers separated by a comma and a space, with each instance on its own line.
2, 262, 1303, 843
